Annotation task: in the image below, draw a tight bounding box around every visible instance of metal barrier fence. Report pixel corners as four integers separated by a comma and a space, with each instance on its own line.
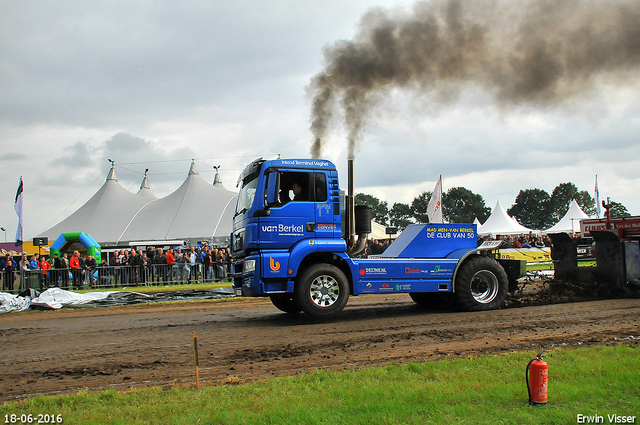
0, 262, 231, 294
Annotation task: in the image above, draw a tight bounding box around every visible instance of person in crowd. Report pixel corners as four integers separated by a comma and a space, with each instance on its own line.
85, 254, 97, 287
70, 251, 82, 290
142, 252, 152, 284
1, 254, 16, 291
225, 248, 232, 277
534, 236, 545, 248
19, 253, 30, 289
39, 255, 51, 288
52, 253, 63, 288
28, 254, 43, 290
109, 250, 121, 287
61, 253, 69, 289
166, 248, 176, 282
128, 249, 143, 286
178, 251, 188, 284
216, 250, 226, 282
97, 258, 110, 286
204, 248, 212, 281
120, 250, 130, 285
211, 248, 220, 281
186, 248, 196, 283
153, 248, 167, 285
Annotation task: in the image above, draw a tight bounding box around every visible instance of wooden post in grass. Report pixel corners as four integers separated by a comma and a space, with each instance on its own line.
193, 330, 200, 389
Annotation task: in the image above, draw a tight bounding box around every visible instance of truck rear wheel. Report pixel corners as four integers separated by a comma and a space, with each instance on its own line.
295, 264, 349, 319
269, 294, 301, 314
455, 256, 508, 311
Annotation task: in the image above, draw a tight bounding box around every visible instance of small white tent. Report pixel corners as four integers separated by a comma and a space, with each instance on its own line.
473, 217, 483, 233
479, 201, 536, 236
544, 199, 590, 234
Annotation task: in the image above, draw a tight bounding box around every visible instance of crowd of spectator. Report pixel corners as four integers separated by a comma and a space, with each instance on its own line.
0, 244, 233, 294
358, 232, 554, 258
478, 233, 552, 248
361, 239, 393, 257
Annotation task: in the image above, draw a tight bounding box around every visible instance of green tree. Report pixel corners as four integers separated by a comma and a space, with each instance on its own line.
410, 191, 432, 224
389, 202, 413, 230
355, 193, 388, 225
549, 182, 580, 222
507, 188, 552, 230
608, 201, 630, 218
442, 187, 491, 223
575, 190, 597, 217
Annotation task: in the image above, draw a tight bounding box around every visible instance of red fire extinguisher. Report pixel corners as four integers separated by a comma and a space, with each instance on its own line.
526, 348, 548, 405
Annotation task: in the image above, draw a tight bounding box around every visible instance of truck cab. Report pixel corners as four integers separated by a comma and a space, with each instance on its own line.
232, 157, 522, 318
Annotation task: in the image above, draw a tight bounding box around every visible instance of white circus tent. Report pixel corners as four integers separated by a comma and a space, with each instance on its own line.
119, 161, 237, 243
478, 201, 537, 236
544, 199, 590, 234
39, 161, 238, 246
39, 165, 158, 244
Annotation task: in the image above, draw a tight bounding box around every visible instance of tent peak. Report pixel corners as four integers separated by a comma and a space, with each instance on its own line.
139, 169, 152, 191
188, 159, 199, 175
106, 159, 117, 182
213, 165, 222, 185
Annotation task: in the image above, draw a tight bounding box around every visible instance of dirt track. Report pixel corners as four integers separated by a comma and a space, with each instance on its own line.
1, 293, 639, 401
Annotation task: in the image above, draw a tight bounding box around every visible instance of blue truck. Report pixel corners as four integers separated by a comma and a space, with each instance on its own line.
231, 158, 524, 318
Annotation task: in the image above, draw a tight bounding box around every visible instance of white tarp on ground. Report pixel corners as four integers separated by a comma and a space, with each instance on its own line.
0, 292, 31, 314
0, 288, 115, 314
30, 287, 116, 310
0, 287, 236, 314
544, 199, 590, 234
479, 201, 537, 236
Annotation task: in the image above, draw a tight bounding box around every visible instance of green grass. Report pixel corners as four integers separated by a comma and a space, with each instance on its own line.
526, 260, 595, 272
2, 344, 637, 424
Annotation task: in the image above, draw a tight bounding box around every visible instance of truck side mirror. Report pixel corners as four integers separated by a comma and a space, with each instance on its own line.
265, 171, 280, 207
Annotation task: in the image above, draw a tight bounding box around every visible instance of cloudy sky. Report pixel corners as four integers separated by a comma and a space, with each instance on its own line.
1, 0, 639, 241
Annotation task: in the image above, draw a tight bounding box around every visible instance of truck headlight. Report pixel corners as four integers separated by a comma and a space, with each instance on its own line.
244, 259, 255, 273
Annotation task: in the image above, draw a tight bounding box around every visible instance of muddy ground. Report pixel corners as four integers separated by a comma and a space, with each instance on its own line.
1, 283, 639, 401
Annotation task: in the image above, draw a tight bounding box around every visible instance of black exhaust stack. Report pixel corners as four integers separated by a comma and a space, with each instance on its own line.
346, 159, 371, 256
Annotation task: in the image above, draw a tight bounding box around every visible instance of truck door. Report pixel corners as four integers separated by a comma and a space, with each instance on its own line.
313, 171, 338, 239
257, 170, 317, 250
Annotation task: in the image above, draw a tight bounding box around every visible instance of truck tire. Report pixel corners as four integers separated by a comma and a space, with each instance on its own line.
295, 264, 349, 319
269, 294, 301, 314
454, 256, 508, 311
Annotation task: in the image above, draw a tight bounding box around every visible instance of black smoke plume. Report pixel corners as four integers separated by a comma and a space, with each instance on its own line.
308, 0, 640, 159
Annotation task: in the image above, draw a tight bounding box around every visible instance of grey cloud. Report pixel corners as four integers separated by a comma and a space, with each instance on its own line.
0, 1, 344, 129
53, 141, 96, 169
0, 153, 28, 161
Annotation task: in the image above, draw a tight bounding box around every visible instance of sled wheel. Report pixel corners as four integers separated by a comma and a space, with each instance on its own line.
295, 264, 349, 319
455, 256, 508, 311
269, 294, 301, 314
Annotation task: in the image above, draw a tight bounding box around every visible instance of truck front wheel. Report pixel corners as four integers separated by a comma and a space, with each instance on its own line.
454, 257, 508, 311
295, 264, 349, 319
269, 294, 301, 314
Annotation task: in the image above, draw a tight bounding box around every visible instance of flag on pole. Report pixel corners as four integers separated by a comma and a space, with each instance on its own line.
594, 175, 601, 218
427, 175, 443, 223
14, 176, 23, 246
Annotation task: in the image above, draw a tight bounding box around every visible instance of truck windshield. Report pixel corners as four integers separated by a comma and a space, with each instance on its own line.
236, 176, 258, 214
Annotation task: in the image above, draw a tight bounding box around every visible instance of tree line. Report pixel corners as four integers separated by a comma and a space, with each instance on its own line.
356, 182, 630, 231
